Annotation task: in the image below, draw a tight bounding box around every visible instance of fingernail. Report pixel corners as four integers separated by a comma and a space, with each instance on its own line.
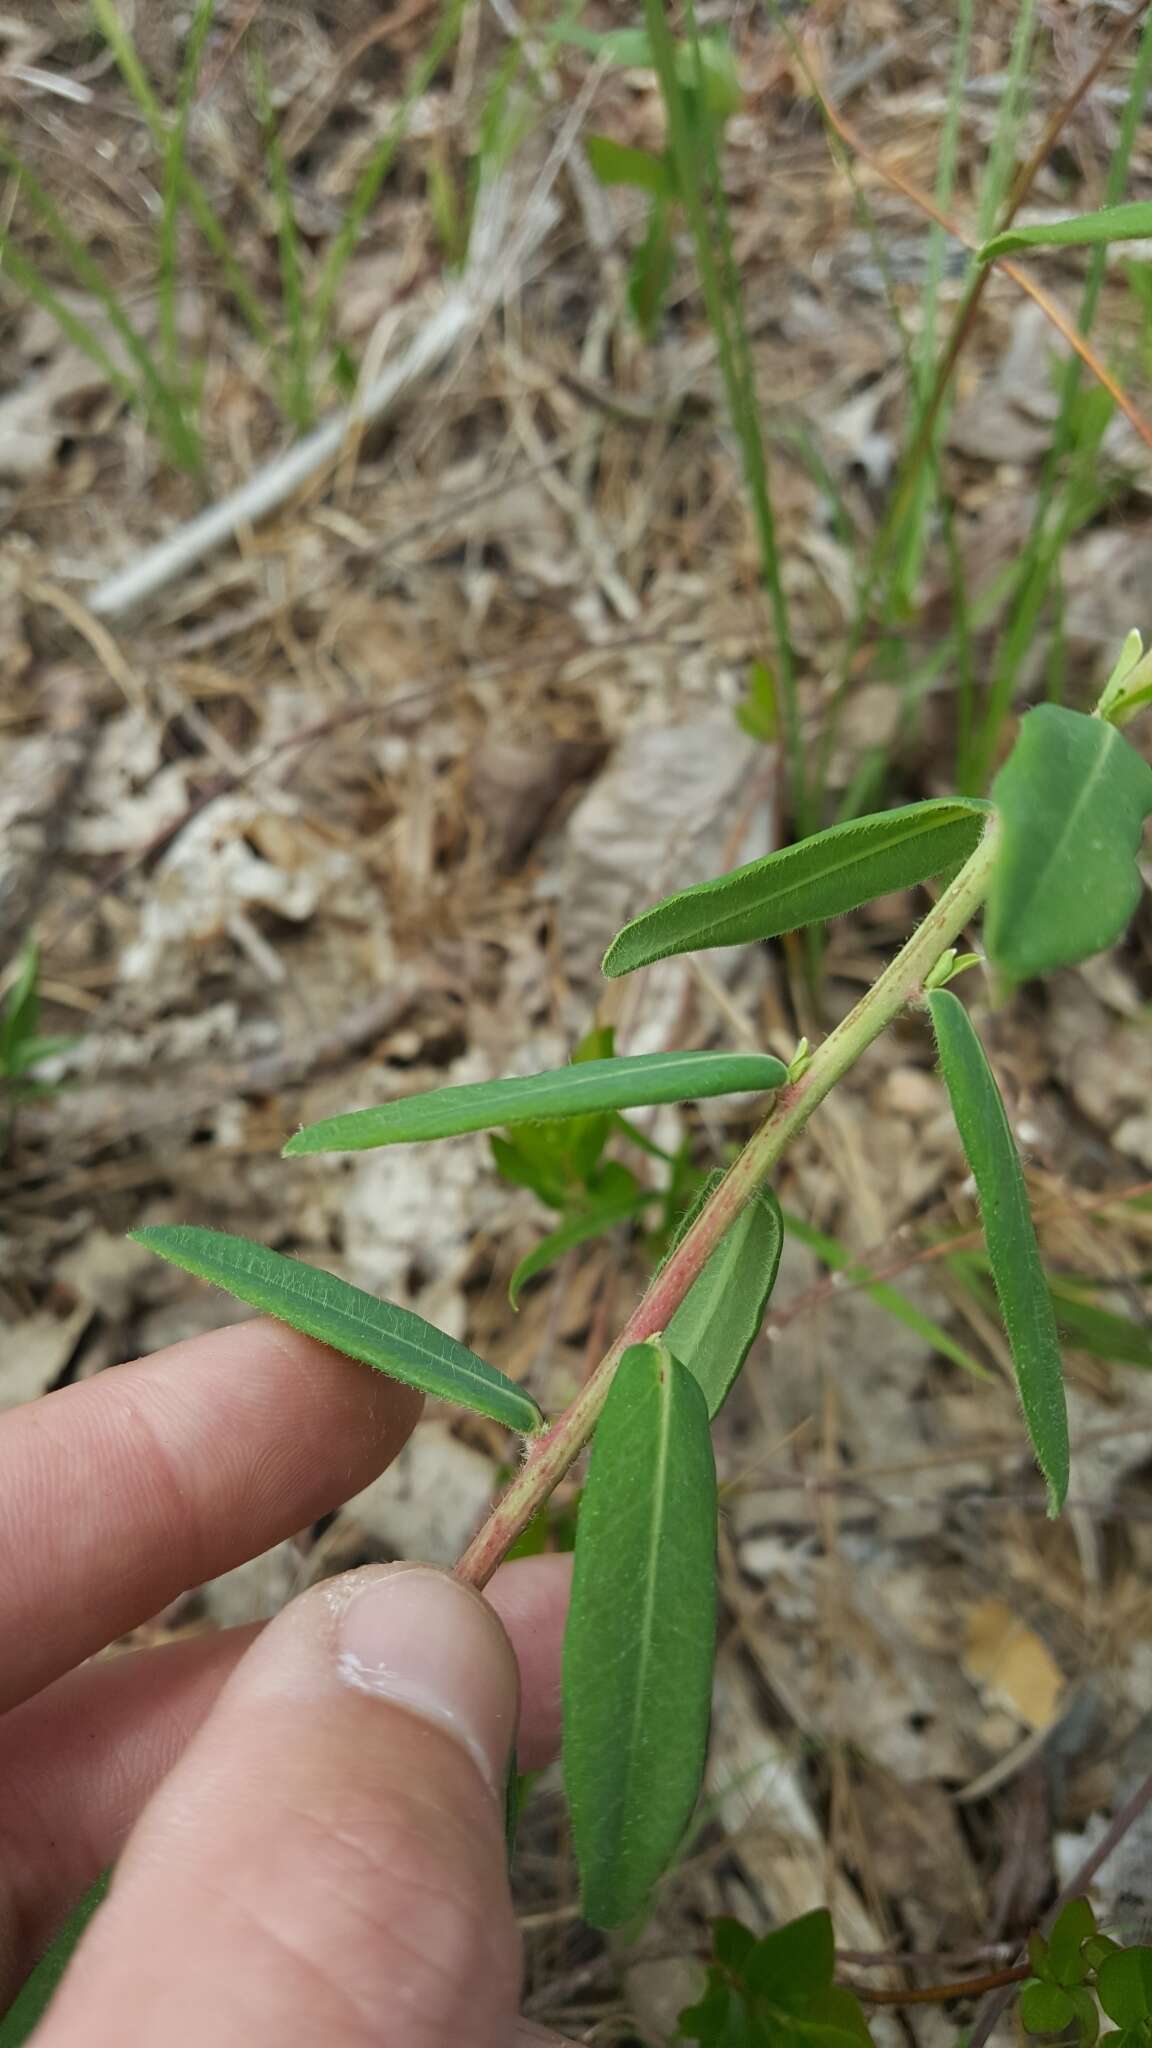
335, 1568, 517, 1794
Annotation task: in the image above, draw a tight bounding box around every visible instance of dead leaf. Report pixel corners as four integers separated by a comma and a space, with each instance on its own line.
963, 1597, 1064, 1732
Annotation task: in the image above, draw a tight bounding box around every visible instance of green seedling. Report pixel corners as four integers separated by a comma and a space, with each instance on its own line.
0, 943, 77, 1155
667, 1892, 1152, 2047
7, 646, 1152, 2033
565, 3, 803, 828
1, 0, 471, 462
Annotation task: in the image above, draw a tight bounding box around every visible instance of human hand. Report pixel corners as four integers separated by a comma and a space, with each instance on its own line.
0, 1318, 573, 2045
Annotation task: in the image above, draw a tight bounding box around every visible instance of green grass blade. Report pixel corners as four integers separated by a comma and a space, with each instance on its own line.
91, 0, 271, 347
564, 1340, 717, 1927
0, 1871, 109, 2044
927, 991, 1068, 1512
969, 4, 1152, 791
585, 135, 674, 197
781, 1209, 992, 1380
0, 240, 136, 404
976, 0, 1038, 241
985, 706, 1152, 985
90, 0, 161, 123
642, 0, 803, 825
888, 0, 972, 612
1048, 1283, 1152, 1370
980, 200, 1152, 263
0, 146, 199, 470
603, 800, 989, 976
285, 1052, 788, 1156
665, 1188, 783, 1416
509, 1192, 653, 1308
309, 0, 469, 357
252, 44, 312, 429
0, 941, 41, 1067
160, 0, 215, 397
131, 1225, 543, 1433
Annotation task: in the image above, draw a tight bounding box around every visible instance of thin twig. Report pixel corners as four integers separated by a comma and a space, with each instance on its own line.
847, 1964, 1030, 2005
892, 0, 1151, 502
966, 1769, 1152, 2048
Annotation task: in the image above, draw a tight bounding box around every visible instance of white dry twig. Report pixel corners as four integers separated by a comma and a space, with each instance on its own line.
89, 168, 564, 619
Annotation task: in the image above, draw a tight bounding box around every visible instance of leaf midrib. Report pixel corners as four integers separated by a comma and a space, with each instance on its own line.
292, 1051, 785, 1145
618, 1354, 675, 1857
1001, 722, 1122, 939
136, 1230, 527, 1416
612, 805, 981, 958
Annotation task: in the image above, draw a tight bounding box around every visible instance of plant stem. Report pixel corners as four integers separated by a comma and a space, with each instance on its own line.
455, 820, 1001, 1587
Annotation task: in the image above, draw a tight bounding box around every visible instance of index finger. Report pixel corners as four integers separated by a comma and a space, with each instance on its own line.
0, 1318, 423, 1712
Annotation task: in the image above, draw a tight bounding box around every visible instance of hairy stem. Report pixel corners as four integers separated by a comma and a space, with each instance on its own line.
455, 820, 1001, 1587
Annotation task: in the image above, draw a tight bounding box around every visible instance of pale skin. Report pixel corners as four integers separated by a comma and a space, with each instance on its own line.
0, 1318, 574, 2045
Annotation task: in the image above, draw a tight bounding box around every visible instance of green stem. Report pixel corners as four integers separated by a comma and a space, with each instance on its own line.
455, 819, 1001, 1587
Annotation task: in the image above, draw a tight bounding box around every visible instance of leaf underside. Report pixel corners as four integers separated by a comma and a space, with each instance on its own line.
986, 704, 1152, 986
602, 799, 989, 977
131, 1225, 543, 1435
665, 1186, 783, 1417
927, 992, 1069, 1512
563, 1341, 717, 1928
285, 1051, 788, 1156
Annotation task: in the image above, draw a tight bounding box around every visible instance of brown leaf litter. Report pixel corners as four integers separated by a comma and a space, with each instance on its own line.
3, 2, 1152, 2037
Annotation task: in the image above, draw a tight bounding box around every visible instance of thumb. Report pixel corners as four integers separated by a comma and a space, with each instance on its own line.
41, 1566, 530, 2048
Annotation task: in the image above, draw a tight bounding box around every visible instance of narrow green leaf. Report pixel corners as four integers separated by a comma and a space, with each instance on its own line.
0, 145, 199, 470
0, 941, 40, 1068
737, 659, 778, 742
564, 1340, 717, 1928
980, 201, 1152, 264
308, 0, 468, 352
665, 1187, 783, 1417
1049, 1284, 1152, 1370
561, 25, 655, 65
585, 134, 675, 197
284, 1052, 787, 1156
0, 241, 137, 408
603, 800, 990, 976
509, 1191, 652, 1308
927, 992, 1069, 1512
159, 0, 215, 399
985, 706, 1152, 985
627, 196, 675, 338
953, 1253, 1152, 1375
0, 1871, 109, 2044
781, 1210, 992, 1380
563, 1022, 618, 1185
489, 1129, 571, 1208
252, 44, 313, 431
130, 1226, 543, 1434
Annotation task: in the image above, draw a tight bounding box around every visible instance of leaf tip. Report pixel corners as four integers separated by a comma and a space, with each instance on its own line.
1045, 1467, 1069, 1519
